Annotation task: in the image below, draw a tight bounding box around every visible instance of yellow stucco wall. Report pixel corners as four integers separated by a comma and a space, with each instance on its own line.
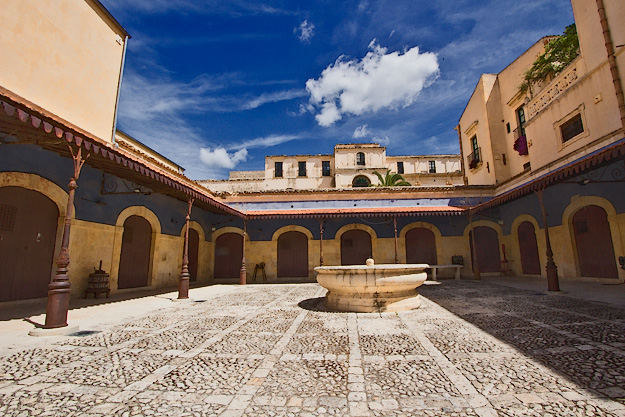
0, 0, 126, 141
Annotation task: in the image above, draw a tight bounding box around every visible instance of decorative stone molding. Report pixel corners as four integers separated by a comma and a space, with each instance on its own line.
527, 63, 580, 119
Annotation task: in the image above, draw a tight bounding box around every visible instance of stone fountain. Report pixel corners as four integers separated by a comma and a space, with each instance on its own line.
314, 259, 428, 313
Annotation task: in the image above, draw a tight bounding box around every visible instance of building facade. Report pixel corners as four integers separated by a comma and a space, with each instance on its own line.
200, 143, 462, 194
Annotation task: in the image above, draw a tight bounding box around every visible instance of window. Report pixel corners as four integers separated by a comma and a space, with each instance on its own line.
356, 152, 365, 166
560, 113, 584, 143
322, 161, 331, 176
352, 175, 370, 187
275, 162, 283, 178
298, 161, 307, 177
517, 107, 526, 137
428, 161, 436, 173
468, 136, 481, 170
397, 162, 404, 174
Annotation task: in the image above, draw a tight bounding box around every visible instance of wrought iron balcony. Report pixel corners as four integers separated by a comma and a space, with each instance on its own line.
467, 147, 481, 170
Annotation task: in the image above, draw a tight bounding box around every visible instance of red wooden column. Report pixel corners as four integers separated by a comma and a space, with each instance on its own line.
469, 209, 481, 280
393, 217, 399, 264
178, 197, 194, 299
536, 187, 560, 291
319, 218, 325, 266
239, 219, 247, 285
43, 146, 88, 329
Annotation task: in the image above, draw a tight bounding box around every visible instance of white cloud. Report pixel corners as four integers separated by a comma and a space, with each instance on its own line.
242, 89, 307, 110
353, 124, 370, 139
306, 40, 439, 126
295, 20, 315, 43
199, 147, 248, 169
373, 135, 390, 146
231, 134, 301, 150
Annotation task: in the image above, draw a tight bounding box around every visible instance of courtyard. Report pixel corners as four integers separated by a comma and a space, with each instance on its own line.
1, 280, 624, 416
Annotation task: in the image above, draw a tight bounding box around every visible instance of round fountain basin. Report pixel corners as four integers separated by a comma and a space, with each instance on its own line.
314, 261, 428, 313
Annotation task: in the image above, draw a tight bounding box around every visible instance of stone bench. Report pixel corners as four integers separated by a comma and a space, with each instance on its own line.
427, 264, 462, 281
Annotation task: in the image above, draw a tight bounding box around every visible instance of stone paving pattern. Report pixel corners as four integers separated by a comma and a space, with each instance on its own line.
1, 281, 625, 416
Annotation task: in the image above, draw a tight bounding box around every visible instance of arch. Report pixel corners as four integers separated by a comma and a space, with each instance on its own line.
0, 172, 69, 219
179, 221, 206, 241
563, 196, 622, 279
0, 187, 59, 301
212, 226, 244, 241
467, 224, 501, 273
340, 229, 372, 265
271, 225, 313, 241
214, 232, 243, 279
179, 222, 204, 282
510, 214, 542, 275
277, 231, 309, 278
118, 215, 152, 289
405, 228, 437, 265
352, 175, 371, 187
400, 222, 443, 265
336, 223, 378, 241
573, 206, 618, 278
517, 221, 541, 275
115, 206, 162, 234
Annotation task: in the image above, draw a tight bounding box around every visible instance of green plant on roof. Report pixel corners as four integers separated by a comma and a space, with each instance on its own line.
519, 24, 579, 96
371, 170, 411, 187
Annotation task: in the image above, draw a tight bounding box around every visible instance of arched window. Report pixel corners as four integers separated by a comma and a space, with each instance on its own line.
352, 175, 371, 187
356, 152, 365, 165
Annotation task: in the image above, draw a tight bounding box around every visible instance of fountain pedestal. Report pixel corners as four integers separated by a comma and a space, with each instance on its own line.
314, 259, 428, 313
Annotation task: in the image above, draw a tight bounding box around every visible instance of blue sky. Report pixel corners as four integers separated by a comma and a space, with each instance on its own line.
101, 0, 574, 180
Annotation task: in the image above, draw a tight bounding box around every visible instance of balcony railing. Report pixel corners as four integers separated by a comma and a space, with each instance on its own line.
526, 60, 580, 119
467, 147, 481, 170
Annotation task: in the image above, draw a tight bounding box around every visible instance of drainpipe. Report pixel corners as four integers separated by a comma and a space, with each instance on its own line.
111, 35, 129, 146
596, 0, 625, 129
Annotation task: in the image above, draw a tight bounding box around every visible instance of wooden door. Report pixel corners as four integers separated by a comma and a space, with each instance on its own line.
573, 205, 618, 278
341, 229, 372, 265
188, 229, 199, 282
518, 221, 541, 275
405, 227, 437, 265
0, 187, 58, 301
118, 215, 152, 289
214, 233, 243, 279
469, 226, 500, 273
278, 231, 308, 278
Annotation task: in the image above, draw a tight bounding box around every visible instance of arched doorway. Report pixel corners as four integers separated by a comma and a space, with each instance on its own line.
518, 221, 540, 275
405, 227, 437, 264
573, 205, 618, 278
0, 187, 58, 301
469, 226, 500, 273
214, 233, 243, 279
188, 229, 199, 281
118, 215, 152, 289
341, 229, 372, 265
352, 175, 371, 187
277, 231, 308, 278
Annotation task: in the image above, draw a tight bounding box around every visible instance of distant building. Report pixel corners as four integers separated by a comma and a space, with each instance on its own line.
199, 143, 462, 194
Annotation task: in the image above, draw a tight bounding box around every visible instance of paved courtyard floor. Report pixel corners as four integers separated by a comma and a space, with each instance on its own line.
1, 281, 625, 416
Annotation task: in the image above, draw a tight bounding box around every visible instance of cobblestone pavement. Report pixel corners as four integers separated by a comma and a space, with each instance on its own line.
1, 281, 625, 416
